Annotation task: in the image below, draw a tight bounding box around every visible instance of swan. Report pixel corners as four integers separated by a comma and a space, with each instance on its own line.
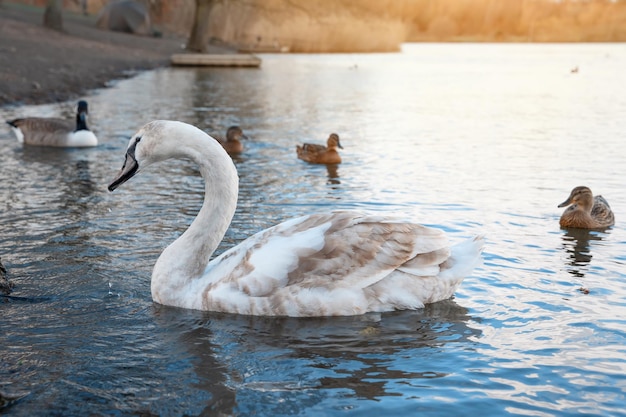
214, 125, 248, 154
108, 120, 484, 317
296, 133, 343, 164
6, 100, 98, 147
558, 186, 615, 229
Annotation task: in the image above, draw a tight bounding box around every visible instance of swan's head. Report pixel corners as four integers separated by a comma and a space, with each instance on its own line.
108, 120, 212, 192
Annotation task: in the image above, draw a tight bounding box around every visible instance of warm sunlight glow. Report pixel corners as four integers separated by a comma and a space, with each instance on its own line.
165, 0, 626, 52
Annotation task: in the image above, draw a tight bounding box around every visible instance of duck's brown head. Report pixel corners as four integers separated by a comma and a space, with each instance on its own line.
327, 133, 343, 150
558, 186, 594, 211
226, 126, 248, 142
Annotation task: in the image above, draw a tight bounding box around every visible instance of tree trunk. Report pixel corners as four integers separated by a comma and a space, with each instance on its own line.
43, 0, 64, 31
187, 0, 215, 52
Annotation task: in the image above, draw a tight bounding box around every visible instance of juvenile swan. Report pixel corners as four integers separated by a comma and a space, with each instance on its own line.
558, 186, 615, 229
6, 100, 98, 147
108, 121, 483, 317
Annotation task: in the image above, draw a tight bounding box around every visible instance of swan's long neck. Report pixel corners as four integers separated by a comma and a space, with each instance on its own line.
151, 125, 239, 306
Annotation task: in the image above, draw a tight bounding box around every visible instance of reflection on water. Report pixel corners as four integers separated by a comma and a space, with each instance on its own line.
153, 300, 479, 415
325, 163, 340, 185
560, 228, 607, 278
1, 43, 626, 416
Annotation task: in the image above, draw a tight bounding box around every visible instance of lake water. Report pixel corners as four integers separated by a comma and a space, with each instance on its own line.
1, 43, 625, 416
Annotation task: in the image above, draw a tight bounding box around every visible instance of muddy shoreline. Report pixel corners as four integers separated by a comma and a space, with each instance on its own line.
0, 3, 188, 107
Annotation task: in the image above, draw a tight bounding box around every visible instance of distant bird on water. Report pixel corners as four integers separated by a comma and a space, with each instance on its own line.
213, 126, 248, 154
296, 133, 343, 164
6, 100, 98, 147
558, 186, 615, 229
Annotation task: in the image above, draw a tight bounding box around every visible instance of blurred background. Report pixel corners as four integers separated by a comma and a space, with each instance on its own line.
15, 0, 626, 52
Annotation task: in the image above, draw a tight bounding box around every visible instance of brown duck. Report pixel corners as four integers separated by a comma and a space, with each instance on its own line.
296, 133, 343, 164
214, 126, 248, 154
558, 186, 615, 229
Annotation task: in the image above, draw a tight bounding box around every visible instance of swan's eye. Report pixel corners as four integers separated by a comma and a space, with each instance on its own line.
135, 136, 142, 143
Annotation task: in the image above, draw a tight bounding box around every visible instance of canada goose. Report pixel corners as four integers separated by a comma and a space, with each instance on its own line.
6, 100, 98, 147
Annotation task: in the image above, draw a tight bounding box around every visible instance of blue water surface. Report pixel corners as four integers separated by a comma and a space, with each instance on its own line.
1, 43, 625, 416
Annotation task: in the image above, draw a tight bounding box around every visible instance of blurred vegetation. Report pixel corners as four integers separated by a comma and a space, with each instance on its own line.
407, 0, 626, 42
189, 0, 626, 52
9, 0, 626, 51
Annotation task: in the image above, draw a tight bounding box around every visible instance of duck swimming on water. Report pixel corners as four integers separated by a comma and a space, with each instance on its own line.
558, 186, 615, 229
108, 120, 483, 317
6, 100, 98, 147
296, 133, 343, 164
214, 125, 248, 154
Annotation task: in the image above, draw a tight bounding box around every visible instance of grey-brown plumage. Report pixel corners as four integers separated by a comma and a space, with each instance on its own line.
558, 186, 615, 229
6, 100, 98, 147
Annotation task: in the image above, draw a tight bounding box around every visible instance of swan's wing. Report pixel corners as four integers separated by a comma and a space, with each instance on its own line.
205, 211, 450, 297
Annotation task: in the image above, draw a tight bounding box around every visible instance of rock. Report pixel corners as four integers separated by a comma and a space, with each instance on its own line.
0, 257, 14, 295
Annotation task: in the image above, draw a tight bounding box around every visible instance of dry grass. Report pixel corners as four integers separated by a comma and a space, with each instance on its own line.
204, 0, 626, 50
407, 0, 626, 42
203, 0, 412, 52
20, 0, 626, 51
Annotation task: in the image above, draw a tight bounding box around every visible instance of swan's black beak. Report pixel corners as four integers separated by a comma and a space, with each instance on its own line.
108, 150, 138, 192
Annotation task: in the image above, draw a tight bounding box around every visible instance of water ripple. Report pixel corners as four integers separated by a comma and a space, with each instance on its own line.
1, 44, 626, 416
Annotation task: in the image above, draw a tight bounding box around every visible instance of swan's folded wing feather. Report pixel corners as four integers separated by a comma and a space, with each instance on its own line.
396, 247, 452, 276
207, 211, 450, 297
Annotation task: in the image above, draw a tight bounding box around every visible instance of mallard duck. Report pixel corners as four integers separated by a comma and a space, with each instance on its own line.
6, 100, 97, 147
214, 126, 248, 154
108, 121, 483, 317
296, 133, 343, 164
558, 186, 615, 229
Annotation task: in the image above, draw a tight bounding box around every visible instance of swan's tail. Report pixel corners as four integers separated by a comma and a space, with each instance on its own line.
440, 235, 484, 281
365, 235, 484, 311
